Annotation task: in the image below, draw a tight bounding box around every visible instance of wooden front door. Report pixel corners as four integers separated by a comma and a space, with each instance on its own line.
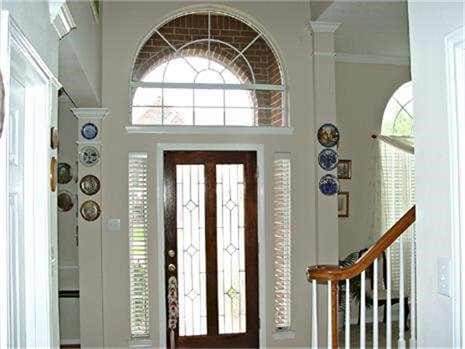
164, 151, 259, 348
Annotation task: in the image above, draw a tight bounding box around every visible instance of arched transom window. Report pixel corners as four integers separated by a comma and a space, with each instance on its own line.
131, 11, 286, 127
381, 81, 413, 137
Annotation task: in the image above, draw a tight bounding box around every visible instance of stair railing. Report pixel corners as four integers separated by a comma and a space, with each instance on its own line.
307, 206, 416, 348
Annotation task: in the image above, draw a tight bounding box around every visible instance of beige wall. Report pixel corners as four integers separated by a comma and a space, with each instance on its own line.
99, 1, 337, 347
57, 97, 80, 342
336, 62, 410, 259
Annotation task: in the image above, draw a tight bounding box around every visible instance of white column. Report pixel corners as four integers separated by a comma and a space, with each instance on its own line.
72, 108, 109, 349
308, 21, 340, 346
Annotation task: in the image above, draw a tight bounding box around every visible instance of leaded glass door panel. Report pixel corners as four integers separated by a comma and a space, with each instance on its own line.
164, 151, 258, 348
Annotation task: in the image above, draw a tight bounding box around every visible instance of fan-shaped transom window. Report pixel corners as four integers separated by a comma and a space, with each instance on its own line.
130, 11, 286, 127
381, 81, 413, 137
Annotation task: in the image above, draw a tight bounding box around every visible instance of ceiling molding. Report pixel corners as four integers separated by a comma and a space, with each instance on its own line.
307, 21, 341, 33
335, 53, 410, 66
52, 1, 76, 40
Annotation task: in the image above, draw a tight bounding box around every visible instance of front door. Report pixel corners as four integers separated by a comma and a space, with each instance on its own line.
164, 151, 259, 348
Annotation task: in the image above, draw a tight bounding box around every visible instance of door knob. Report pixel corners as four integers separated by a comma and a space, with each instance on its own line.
168, 264, 176, 272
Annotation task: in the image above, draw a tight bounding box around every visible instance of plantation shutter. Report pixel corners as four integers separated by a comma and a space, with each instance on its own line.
273, 154, 292, 330
128, 152, 150, 338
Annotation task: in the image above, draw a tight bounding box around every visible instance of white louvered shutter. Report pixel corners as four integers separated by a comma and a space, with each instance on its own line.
273, 154, 292, 330
128, 153, 150, 338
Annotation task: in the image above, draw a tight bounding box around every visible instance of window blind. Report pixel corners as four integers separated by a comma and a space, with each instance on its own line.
380, 143, 415, 291
273, 154, 292, 330
128, 152, 150, 338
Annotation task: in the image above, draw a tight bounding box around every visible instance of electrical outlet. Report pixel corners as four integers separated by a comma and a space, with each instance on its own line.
438, 257, 451, 297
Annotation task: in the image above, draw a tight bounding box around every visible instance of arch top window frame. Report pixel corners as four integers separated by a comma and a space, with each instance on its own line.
127, 10, 292, 134
381, 81, 414, 138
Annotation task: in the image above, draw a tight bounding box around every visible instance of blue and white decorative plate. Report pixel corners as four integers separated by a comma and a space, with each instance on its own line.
317, 123, 340, 148
318, 149, 339, 171
81, 122, 98, 140
319, 174, 339, 196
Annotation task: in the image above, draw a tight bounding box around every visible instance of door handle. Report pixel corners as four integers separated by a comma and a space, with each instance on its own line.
168, 276, 178, 349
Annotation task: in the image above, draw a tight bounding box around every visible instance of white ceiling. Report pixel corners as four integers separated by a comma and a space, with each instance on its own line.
315, 1, 410, 59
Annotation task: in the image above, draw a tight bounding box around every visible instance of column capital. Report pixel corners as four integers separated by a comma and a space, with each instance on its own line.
72, 108, 109, 120
307, 21, 341, 34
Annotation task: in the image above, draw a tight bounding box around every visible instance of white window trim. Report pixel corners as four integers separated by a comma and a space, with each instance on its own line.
125, 125, 294, 135
155, 143, 266, 349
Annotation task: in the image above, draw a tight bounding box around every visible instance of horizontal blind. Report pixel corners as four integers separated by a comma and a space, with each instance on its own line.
273, 154, 292, 330
128, 152, 150, 338
380, 143, 415, 291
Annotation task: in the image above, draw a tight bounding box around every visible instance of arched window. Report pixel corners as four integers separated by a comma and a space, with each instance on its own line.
380, 81, 415, 293
381, 81, 413, 137
130, 11, 286, 127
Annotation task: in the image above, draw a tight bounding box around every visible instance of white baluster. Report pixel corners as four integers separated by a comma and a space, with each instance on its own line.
328, 281, 332, 349
386, 247, 392, 348
399, 236, 406, 348
345, 279, 350, 349
312, 280, 318, 348
410, 226, 417, 348
373, 259, 379, 349
360, 271, 366, 349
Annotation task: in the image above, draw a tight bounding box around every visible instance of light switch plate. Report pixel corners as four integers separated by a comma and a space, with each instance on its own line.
107, 218, 121, 232
438, 257, 451, 297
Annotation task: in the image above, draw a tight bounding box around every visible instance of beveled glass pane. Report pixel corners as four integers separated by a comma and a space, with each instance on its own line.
176, 165, 207, 336
164, 88, 193, 107
216, 164, 246, 334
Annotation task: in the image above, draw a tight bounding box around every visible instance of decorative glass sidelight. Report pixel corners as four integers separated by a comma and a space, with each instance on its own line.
176, 165, 207, 336
216, 164, 246, 334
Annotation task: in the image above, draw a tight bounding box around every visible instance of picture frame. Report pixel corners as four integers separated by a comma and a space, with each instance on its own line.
338, 192, 349, 218
337, 159, 352, 179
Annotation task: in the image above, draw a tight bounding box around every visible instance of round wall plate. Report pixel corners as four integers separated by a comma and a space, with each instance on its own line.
79, 145, 100, 167
319, 174, 340, 196
318, 149, 339, 171
81, 122, 98, 140
57, 162, 73, 184
79, 175, 101, 196
80, 200, 101, 221
317, 123, 340, 148
58, 190, 74, 212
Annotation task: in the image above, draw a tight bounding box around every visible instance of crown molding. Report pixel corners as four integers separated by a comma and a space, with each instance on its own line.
335, 53, 410, 66
307, 21, 341, 33
72, 108, 109, 119
51, 1, 76, 40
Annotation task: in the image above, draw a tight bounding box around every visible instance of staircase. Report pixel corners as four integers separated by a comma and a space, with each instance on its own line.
307, 206, 416, 348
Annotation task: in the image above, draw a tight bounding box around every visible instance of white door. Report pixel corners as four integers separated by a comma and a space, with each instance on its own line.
0, 12, 60, 348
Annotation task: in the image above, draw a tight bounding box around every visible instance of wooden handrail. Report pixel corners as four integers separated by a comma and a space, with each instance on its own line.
307, 205, 416, 282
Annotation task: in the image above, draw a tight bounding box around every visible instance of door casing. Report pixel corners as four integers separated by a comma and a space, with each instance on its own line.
156, 143, 266, 348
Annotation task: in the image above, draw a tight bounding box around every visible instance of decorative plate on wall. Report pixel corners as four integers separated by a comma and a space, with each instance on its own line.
80, 200, 101, 221
57, 162, 73, 184
57, 190, 74, 212
79, 175, 101, 196
81, 122, 98, 140
318, 149, 339, 171
319, 174, 340, 196
317, 123, 340, 148
79, 145, 100, 167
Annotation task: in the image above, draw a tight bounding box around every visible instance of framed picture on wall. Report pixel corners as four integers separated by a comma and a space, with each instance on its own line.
338, 192, 349, 217
337, 159, 352, 179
